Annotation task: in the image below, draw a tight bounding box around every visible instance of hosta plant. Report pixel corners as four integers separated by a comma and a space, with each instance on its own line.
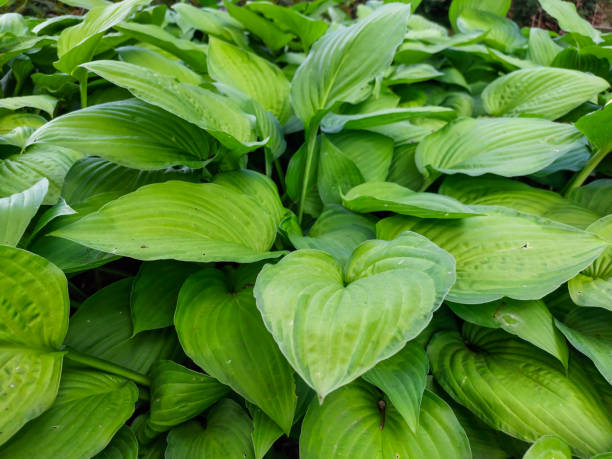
0, 0, 611, 457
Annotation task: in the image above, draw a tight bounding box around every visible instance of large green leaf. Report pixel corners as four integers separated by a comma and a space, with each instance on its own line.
254, 232, 455, 398
342, 181, 478, 219
175, 266, 297, 433
165, 399, 254, 459
456, 9, 525, 53
0, 368, 138, 458
114, 22, 208, 74
81, 60, 260, 152
208, 37, 291, 124
361, 342, 428, 433
568, 215, 612, 309
482, 68, 609, 120
440, 175, 599, 229
555, 307, 611, 384
568, 179, 612, 217
449, 0, 511, 28
172, 3, 246, 47
94, 426, 138, 459
428, 325, 612, 457
65, 278, 181, 374
131, 261, 200, 334
527, 28, 562, 66
0, 179, 48, 246
55, 0, 149, 74
0, 245, 69, 446
300, 381, 471, 458
538, 0, 602, 44
116, 46, 204, 85
415, 117, 587, 179
448, 298, 569, 367
51, 170, 285, 263
147, 361, 231, 433
290, 3, 411, 128
377, 207, 607, 304
30, 99, 216, 170
523, 436, 572, 459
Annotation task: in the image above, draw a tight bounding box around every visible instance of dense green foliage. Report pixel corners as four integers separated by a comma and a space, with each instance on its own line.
0, 0, 611, 457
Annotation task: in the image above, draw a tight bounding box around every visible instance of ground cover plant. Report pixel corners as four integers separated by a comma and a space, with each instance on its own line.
0, 0, 611, 457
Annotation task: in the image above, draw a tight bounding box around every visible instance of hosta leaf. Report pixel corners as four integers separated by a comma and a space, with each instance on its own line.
175, 266, 297, 433
0, 95, 57, 117
147, 361, 231, 433
317, 135, 364, 205
523, 436, 572, 459
362, 342, 428, 433
482, 68, 609, 120
320, 107, 456, 134
415, 117, 587, 179
428, 325, 612, 457
386, 63, 443, 85
279, 206, 376, 267
377, 207, 607, 304
0, 179, 48, 246
290, 3, 411, 128
387, 144, 425, 191
568, 179, 612, 217
448, 298, 569, 367
245, 1, 328, 51
247, 403, 282, 459
208, 37, 291, 124
131, 261, 200, 334
54, 0, 149, 74
254, 232, 455, 398
555, 307, 612, 384
30, 99, 216, 170
538, 0, 602, 44
0, 368, 138, 458
51, 170, 285, 263
165, 400, 254, 459
440, 175, 599, 229
81, 60, 260, 152
114, 22, 208, 73
574, 103, 612, 154
342, 181, 477, 219
568, 215, 612, 309
172, 4, 246, 48
300, 382, 471, 459
527, 28, 562, 66
0, 245, 68, 446
117, 46, 204, 85
65, 278, 181, 374
449, 0, 511, 28
0, 145, 81, 205
456, 10, 525, 53
94, 426, 138, 459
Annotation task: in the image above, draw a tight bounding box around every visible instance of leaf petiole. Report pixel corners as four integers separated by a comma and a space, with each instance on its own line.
564, 147, 610, 195
298, 125, 319, 224
64, 348, 151, 387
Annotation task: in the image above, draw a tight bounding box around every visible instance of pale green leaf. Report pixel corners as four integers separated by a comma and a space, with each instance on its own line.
523, 436, 572, 459
415, 117, 588, 179
482, 67, 609, 120
165, 400, 254, 459
30, 99, 217, 170
448, 298, 569, 367
428, 325, 612, 457
147, 361, 231, 433
575, 102, 612, 154
0, 179, 48, 246
362, 342, 428, 433
342, 181, 478, 219
449, 0, 511, 28
94, 426, 138, 459
568, 179, 612, 216
290, 3, 411, 127
117, 46, 204, 85
538, 0, 602, 44
0, 245, 68, 446
175, 266, 297, 433
254, 232, 455, 398
300, 382, 471, 459
457, 9, 525, 53
0, 368, 138, 458
51, 170, 285, 263
0, 95, 57, 117
377, 207, 607, 304
527, 28, 563, 66
386, 63, 443, 85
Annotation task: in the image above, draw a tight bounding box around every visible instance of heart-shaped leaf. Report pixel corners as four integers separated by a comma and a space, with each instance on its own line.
175, 266, 297, 433
428, 324, 612, 457
290, 3, 411, 128
254, 232, 455, 398
378, 207, 607, 304
51, 170, 286, 263
0, 368, 138, 458
165, 399, 254, 459
300, 381, 471, 459
361, 342, 429, 433
342, 181, 478, 219
147, 361, 231, 433
0, 245, 69, 446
